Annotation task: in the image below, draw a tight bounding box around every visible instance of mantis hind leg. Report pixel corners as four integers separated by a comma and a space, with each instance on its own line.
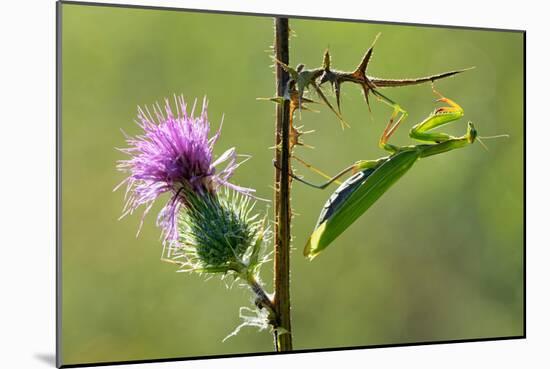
285, 155, 386, 190
288, 156, 355, 190
292, 156, 345, 186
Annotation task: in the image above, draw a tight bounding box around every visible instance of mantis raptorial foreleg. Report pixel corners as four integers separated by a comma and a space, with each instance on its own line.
377, 87, 469, 154
409, 89, 464, 144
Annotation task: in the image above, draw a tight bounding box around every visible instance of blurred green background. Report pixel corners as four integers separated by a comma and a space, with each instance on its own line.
60, 3, 524, 365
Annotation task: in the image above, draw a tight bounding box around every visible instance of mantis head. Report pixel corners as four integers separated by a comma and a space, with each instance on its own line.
466, 121, 478, 144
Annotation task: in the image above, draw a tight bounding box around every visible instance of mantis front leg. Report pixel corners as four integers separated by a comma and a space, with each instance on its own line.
379, 87, 476, 156
409, 89, 479, 158
409, 88, 464, 143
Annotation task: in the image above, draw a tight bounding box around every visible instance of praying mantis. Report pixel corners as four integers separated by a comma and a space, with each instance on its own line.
287, 88, 505, 259
265, 34, 505, 259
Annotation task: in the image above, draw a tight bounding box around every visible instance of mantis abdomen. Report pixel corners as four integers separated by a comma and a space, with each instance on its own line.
305, 150, 419, 259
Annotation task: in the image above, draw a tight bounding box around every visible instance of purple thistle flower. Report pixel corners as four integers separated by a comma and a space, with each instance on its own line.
115, 95, 255, 243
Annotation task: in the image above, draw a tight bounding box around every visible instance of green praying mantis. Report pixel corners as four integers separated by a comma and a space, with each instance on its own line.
286, 88, 507, 259
265, 34, 507, 260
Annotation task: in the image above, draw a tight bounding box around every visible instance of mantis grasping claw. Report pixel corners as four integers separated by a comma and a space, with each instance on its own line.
287, 89, 499, 259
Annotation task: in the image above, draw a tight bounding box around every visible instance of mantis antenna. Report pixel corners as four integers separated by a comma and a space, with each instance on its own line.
476, 134, 510, 151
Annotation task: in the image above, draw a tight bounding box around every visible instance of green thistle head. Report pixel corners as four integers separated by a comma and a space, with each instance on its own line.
164, 189, 269, 277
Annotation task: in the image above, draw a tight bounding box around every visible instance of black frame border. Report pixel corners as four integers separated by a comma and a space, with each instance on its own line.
55, 1, 527, 367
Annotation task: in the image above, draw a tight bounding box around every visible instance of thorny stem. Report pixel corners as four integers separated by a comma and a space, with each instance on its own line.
273, 17, 293, 352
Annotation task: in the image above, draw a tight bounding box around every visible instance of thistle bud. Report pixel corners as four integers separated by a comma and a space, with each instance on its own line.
167, 189, 269, 276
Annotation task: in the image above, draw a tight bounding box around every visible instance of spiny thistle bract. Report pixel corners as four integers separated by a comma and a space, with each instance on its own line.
165, 188, 270, 276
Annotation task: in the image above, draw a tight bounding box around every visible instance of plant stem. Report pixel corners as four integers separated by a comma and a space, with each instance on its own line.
273, 17, 293, 352
245, 273, 276, 316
